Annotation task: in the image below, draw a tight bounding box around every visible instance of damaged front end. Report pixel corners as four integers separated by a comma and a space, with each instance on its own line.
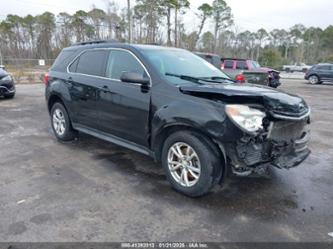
179, 83, 311, 176
226, 116, 311, 176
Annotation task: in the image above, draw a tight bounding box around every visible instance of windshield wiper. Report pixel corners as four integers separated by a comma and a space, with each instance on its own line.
165, 73, 205, 84
165, 73, 232, 84
202, 76, 235, 83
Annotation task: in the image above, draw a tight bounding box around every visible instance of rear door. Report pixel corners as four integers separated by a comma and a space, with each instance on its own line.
96, 49, 151, 146
316, 65, 332, 81
329, 65, 333, 81
67, 49, 109, 128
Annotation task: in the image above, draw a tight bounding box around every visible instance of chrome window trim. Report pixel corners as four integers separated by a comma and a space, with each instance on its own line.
66, 47, 152, 87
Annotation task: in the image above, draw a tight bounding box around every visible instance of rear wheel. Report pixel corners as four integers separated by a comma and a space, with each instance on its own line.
161, 131, 223, 197
50, 102, 76, 141
309, 75, 319, 85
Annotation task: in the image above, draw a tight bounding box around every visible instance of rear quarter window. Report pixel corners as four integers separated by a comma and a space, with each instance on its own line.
75, 50, 109, 77
51, 50, 77, 72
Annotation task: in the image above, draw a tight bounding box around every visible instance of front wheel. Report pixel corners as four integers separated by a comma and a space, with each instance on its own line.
50, 102, 76, 141
161, 131, 223, 197
309, 75, 319, 85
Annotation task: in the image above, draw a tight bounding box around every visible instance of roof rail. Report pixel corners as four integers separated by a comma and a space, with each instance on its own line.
73, 39, 119, 46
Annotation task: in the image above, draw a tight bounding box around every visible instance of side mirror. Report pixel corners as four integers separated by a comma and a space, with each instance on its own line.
0, 65, 5, 70
120, 72, 150, 86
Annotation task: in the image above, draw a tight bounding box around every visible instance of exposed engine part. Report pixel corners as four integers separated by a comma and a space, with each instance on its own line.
231, 163, 269, 177
228, 116, 310, 173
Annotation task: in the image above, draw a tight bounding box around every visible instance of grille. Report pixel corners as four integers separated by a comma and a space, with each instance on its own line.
269, 119, 309, 142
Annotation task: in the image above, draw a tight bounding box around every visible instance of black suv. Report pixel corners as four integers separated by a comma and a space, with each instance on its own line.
305, 63, 333, 84
46, 41, 311, 197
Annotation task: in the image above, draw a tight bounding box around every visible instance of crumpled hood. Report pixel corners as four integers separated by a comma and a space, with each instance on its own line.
180, 83, 309, 118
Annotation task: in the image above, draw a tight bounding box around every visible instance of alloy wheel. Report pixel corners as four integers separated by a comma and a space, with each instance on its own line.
167, 142, 201, 187
52, 108, 66, 136
309, 76, 318, 84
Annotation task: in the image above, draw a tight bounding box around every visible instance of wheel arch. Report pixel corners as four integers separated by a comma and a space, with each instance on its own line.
308, 73, 320, 79
152, 124, 226, 166
308, 74, 321, 83
47, 94, 67, 114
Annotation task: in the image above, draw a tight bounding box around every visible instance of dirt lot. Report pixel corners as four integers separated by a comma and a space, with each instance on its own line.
0, 80, 333, 242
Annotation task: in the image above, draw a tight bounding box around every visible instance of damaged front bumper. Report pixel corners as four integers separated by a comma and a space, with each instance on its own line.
225, 116, 311, 175
0, 84, 15, 96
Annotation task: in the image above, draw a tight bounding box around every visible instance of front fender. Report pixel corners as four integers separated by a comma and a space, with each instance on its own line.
151, 98, 242, 145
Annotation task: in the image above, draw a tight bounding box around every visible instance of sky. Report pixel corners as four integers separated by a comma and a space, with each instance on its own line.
0, 0, 332, 32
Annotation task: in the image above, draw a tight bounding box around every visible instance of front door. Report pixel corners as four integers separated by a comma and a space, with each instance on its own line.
96, 49, 151, 147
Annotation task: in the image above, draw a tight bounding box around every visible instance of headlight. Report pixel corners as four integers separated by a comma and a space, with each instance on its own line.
1, 75, 12, 81
225, 104, 266, 134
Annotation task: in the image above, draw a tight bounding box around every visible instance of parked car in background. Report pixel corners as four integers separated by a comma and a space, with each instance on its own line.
0, 67, 15, 99
305, 63, 333, 84
195, 52, 222, 69
221, 58, 281, 88
46, 41, 311, 197
283, 63, 312, 73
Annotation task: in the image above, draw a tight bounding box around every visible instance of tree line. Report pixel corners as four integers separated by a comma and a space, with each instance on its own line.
0, 0, 332, 68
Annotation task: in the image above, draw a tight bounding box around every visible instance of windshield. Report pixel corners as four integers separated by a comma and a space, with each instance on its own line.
251, 61, 261, 68
144, 48, 232, 85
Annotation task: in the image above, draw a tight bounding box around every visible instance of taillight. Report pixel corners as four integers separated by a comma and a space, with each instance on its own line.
235, 74, 246, 83
44, 73, 49, 86
221, 63, 224, 70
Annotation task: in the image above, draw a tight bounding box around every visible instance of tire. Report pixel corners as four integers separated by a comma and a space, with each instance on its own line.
161, 131, 223, 197
50, 102, 76, 141
4, 93, 15, 99
308, 75, 320, 85
285, 68, 290, 73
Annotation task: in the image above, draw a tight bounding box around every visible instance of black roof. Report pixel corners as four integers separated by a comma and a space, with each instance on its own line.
73, 39, 119, 46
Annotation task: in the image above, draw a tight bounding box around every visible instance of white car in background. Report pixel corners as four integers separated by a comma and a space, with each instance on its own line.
283, 63, 312, 73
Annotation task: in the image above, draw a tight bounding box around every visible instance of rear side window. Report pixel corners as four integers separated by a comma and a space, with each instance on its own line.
68, 58, 79, 72
236, 61, 248, 70
52, 50, 77, 72
224, 60, 234, 69
74, 50, 109, 77
316, 65, 330, 70
106, 50, 146, 80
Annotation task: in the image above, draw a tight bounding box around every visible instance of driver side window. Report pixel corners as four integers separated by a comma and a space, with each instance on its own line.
106, 50, 146, 80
